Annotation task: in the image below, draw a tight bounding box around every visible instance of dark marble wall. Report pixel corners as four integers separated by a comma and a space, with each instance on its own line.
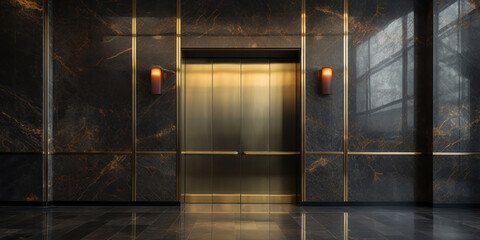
304, 0, 344, 202
348, 0, 417, 152
2, 0, 480, 204
305, 154, 343, 201
52, 154, 131, 201
349, 155, 429, 202
0, 154, 43, 201
433, 0, 480, 203
51, 0, 132, 152
0, 0, 44, 202
433, 0, 480, 152
181, 0, 301, 48
136, 0, 177, 151
0, 0, 44, 152
305, 0, 344, 153
434, 155, 480, 203
136, 154, 176, 201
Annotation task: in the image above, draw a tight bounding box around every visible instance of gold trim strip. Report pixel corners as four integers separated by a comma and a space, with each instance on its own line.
349, 152, 425, 155
136, 151, 177, 154
344, 212, 348, 240
132, 0, 137, 202
243, 151, 300, 155
50, 152, 132, 155
176, 0, 181, 202
43, 0, 50, 203
182, 151, 238, 155
343, 0, 349, 202
301, 0, 306, 202
184, 194, 296, 197
433, 152, 480, 156
306, 152, 344, 155
0, 152, 45, 154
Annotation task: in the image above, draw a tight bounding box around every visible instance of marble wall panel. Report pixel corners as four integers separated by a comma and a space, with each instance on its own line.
305, 154, 343, 202
348, 0, 418, 152
181, 0, 301, 48
433, 155, 480, 203
0, 0, 44, 152
52, 154, 131, 201
136, 154, 176, 201
305, 0, 344, 152
51, 0, 132, 152
136, 0, 177, 151
433, 0, 480, 152
0, 154, 43, 201
348, 155, 429, 202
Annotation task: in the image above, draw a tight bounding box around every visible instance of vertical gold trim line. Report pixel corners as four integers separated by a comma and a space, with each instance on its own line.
132, 0, 137, 202
344, 212, 348, 240
343, 0, 349, 202
176, 0, 181, 201
301, 0, 306, 202
43, 0, 49, 203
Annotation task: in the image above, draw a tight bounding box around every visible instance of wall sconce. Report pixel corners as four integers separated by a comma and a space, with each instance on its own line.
151, 67, 163, 95
319, 67, 332, 95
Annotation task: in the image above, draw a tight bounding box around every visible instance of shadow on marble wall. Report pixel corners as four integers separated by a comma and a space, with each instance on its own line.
136, 0, 177, 151
0, 0, 44, 152
348, 0, 418, 152
136, 154, 176, 201
349, 155, 429, 202
51, 0, 132, 152
305, 154, 343, 202
182, 0, 301, 48
305, 0, 344, 152
52, 154, 131, 201
0, 154, 43, 201
433, 0, 480, 152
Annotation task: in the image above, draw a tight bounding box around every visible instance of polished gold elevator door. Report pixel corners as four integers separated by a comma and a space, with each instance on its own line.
183, 59, 298, 204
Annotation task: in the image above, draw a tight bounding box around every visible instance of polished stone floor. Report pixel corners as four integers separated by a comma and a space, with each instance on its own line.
1, 204, 480, 239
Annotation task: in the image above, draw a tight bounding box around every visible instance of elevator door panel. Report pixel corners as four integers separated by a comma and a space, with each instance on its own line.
183, 59, 298, 204
185, 60, 213, 203
241, 63, 270, 151
212, 62, 241, 203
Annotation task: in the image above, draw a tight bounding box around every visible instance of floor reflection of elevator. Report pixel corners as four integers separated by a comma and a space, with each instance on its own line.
182, 58, 300, 204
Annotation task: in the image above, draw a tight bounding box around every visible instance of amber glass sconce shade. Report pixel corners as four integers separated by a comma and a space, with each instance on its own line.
319, 67, 332, 95
151, 67, 163, 94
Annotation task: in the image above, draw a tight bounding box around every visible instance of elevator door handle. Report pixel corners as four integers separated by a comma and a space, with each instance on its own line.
242, 151, 300, 155
181, 151, 239, 155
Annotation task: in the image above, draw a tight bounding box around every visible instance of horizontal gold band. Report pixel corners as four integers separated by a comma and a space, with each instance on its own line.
50, 151, 132, 155
136, 151, 177, 154
306, 152, 343, 155
433, 152, 480, 156
182, 151, 239, 155
184, 194, 296, 197
243, 151, 300, 155
349, 152, 425, 155
2, 151, 479, 156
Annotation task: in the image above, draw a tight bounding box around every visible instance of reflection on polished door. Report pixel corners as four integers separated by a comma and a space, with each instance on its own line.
183, 59, 299, 204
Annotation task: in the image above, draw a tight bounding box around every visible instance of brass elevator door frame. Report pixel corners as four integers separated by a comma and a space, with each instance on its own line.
182, 58, 299, 204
